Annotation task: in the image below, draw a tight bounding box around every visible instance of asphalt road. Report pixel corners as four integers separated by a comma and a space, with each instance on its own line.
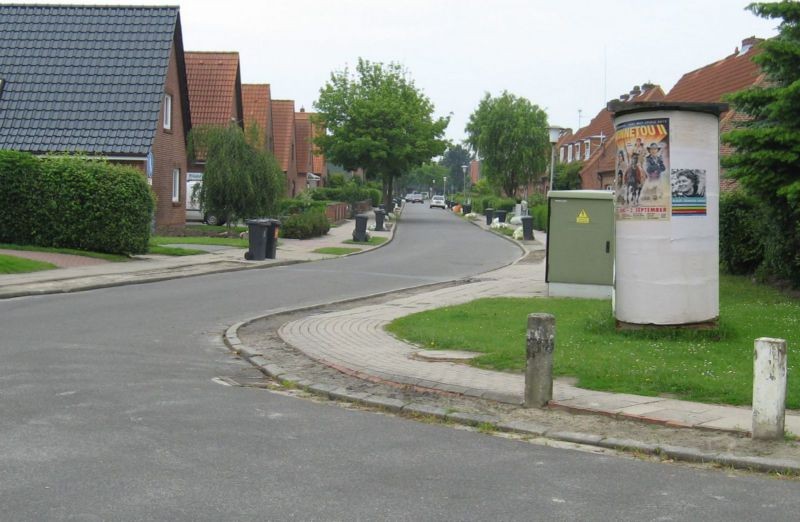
2, 204, 798, 521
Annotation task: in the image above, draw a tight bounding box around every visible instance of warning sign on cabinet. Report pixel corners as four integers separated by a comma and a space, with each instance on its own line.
577, 209, 590, 224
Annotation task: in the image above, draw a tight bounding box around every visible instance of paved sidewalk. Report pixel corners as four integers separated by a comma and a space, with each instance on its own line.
0, 214, 393, 299
277, 213, 800, 438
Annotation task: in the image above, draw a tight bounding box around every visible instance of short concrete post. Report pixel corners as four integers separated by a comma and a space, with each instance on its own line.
525, 313, 554, 408
752, 337, 787, 440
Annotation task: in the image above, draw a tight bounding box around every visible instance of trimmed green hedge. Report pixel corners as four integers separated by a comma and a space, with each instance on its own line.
720, 190, 764, 275
280, 210, 330, 239
0, 152, 154, 255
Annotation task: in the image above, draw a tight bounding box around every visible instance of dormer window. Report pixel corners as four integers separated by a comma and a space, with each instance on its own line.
163, 94, 172, 130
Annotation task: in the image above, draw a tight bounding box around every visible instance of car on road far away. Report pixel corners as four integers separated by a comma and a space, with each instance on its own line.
430, 195, 446, 209
406, 192, 424, 203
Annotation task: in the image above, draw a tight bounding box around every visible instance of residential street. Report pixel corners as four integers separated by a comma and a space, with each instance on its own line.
2, 204, 799, 521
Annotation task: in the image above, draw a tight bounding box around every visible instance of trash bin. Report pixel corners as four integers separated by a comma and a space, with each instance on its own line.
374, 209, 385, 231
463, 204, 472, 215
353, 213, 369, 242
244, 219, 270, 261
521, 215, 534, 240
265, 219, 281, 259
495, 209, 507, 223
485, 208, 494, 225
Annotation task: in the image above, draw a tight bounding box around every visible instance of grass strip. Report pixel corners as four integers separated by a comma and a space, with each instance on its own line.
0, 254, 57, 274
147, 245, 207, 256
343, 236, 388, 246
313, 247, 362, 255
150, 236, 247, 248
386, 275, 800, 408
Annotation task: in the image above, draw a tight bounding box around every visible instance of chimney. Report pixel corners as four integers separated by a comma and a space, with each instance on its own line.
299, 106, 306, 112
741, 36, 763, 53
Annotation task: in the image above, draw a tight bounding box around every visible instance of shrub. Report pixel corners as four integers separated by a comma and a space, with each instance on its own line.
494, 197, 517, 212
367, 188, 382, 207
0, 152, 153, 255
531, 204, 548, 232
719, 190, 764, 275
280, 210, 330, 239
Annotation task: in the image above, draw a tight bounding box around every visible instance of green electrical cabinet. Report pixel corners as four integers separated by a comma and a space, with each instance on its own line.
546, 190, 614, 299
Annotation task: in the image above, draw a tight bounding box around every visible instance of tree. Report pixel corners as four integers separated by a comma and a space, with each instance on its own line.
398, 162, 449, 194
553, 161, 583, 190
722, 1, 800, 284
439, 144, 472, 191
465, 92, 550, 198
313, 58, 449, 208
188, 124, 285, 232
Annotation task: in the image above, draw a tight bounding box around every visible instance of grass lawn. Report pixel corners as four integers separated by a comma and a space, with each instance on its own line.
386, 275, 800, 408
343, 236, 388, 246
0, 243, 129, 262
149, 236, 248, 248
313, 247, 362, 255
0, 254, 57, 274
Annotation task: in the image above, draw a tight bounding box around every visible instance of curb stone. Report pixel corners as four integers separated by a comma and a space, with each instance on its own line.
224, 317, 800, 476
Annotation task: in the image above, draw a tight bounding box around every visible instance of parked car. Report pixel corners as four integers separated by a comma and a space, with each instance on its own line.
430, 195, 446, 209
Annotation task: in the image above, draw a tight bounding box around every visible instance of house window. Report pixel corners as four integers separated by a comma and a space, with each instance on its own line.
567, 144, 573, 162
172, 168, 180, 203
559, 146, 565, 163
163, 94, 172, 130
584, 140, 591, 160
575, 142, 581, 160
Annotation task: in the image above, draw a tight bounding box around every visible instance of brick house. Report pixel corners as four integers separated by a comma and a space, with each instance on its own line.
242, 83, 274, 154
663, 37, 765, 191
271, 100, 299, 197
0, 4, 192, 230
184, 51, 244, 175
554, 84, 665, 191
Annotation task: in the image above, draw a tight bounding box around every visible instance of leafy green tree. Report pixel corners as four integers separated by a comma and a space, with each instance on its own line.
439, 144, 472, 191
553, 161, 583, 190
188, 124, 285, 232
465, 91, 550, 198
722, 1, 800, 284
398, 162, 449, 194
313, 58, 449, 208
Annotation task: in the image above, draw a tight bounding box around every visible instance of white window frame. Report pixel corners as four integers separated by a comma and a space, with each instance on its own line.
559, 146, 565, 163
584, 139, 591, 160
172, 168, 180, 203
163, 94, 173, 130
567, 144, 573, 162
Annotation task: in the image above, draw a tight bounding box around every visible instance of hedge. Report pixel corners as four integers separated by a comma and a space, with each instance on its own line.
0, 152, 154, 255
280, 210, 330, 239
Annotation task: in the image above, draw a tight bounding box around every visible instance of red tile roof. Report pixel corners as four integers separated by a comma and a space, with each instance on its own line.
242, 83, 272, 152
185, 51, 242, 126
664, 46, 765, 103
311, 119, 326, 176
271, 99, 296, 174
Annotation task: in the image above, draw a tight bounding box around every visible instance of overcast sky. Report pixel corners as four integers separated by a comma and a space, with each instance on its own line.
9, 0, 780, 143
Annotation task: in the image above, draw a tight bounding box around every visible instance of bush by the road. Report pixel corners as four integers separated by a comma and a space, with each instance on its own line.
0, 151, 153, 255
280, 210, 330, 239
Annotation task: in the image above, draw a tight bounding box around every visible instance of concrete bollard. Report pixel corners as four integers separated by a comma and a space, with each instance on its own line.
752, 337, 787, 440
524, 313, 555, 408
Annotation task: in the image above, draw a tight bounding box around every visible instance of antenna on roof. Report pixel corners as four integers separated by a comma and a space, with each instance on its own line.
603, 46, 607, 105
578, 109, 583, 129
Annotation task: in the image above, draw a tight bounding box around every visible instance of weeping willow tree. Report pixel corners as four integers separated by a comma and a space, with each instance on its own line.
188, 123, 285, 233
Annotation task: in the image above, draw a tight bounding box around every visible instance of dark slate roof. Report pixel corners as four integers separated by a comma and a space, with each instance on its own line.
0, 4, 181, 156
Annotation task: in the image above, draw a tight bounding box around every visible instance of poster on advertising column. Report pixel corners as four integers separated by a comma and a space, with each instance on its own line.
614, 118, 670, 220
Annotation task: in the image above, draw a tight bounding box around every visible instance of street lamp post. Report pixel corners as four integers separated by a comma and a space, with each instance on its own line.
548, 126, 564, 192
443, 176, 447, 199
